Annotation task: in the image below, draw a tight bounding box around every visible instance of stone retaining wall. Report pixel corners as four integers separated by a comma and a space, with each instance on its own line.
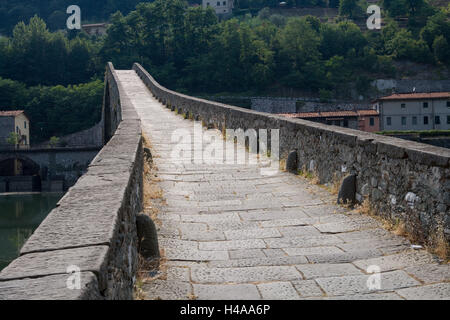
0, 63, 143, 300
133, 63, 450, 247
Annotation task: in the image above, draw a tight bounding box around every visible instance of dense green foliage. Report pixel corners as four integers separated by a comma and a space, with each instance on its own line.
0, 77, 103, 143
0, 0, 155, 34
0, 16, 102, 86
100, 0, 449, 95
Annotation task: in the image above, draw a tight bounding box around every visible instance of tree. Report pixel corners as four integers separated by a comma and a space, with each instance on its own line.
49, 136, 60, 148
420, 11, 450, 49
433, 35, 450, 65
339, 0, 358, 18
6, 132, 20, 147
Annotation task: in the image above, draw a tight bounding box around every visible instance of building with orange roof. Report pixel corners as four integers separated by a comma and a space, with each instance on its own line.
373, 92, 450, 131
0, 110, 30, 149
278, 109, 380, 132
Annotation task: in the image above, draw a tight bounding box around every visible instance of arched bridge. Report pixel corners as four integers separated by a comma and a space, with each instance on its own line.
0, 147, 100, 192
0, 63, 448, 300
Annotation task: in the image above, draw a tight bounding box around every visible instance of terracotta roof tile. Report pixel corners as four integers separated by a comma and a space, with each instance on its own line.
0, 110, 25, 117
377, 92, 450, 101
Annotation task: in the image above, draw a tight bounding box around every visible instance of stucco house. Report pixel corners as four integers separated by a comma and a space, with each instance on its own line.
373, 92, 450, 131
81, 23, 108, 36
0, 110, 30, 149
203, 0, 234, 16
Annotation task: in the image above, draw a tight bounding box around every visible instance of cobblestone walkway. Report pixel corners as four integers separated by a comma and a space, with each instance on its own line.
117, 70, 450, 300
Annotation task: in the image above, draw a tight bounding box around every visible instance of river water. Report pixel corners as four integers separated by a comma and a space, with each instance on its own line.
0, 193, 63, 271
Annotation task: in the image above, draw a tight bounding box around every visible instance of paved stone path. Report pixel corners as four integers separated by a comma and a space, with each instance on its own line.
117, 70, 450, 300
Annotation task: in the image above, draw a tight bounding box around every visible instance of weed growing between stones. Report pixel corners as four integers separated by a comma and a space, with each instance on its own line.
134, 134, 170, 299
329, 173, 341, 196
354, 196, 449, 260
430, 225, 449, 262
142, 134, 164, 224
297, 166, 320, 185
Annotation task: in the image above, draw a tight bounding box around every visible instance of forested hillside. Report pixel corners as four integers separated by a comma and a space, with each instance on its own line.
0, 0, 448, 143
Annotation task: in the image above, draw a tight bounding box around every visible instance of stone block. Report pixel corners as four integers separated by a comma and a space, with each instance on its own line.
193, 284, 261, 300
257, 282, 300, 300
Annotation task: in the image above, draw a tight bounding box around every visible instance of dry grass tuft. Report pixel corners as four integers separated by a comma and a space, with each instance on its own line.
187, 293, 198, 300
134, 134, 171, 299
142, 134, 164, 223
297, 166, 320, 185
354, 196, 449, 260
329, 173, 341, 195
355, 197, 374, 216
430, 225, 449, 261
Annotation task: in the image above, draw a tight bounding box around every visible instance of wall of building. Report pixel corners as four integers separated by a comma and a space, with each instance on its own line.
359, 115, 380, 133
0, 63, 143, 300
0, 117, 14, 148
14, 114, 29, 147
134, 62, 449, 249
203, 0, 233, 15
380, 99, 450, 131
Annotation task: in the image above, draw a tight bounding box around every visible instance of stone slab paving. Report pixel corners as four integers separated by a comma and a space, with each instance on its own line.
117, 70, 450, 300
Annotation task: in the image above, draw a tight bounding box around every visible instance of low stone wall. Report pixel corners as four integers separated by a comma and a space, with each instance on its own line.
133, 63, 450, 247
0, 63, 143, 300
251, 97, 371, 113
36, 121, 103, 148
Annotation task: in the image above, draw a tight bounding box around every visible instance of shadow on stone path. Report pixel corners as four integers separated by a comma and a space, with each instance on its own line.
117, 70, 450, 300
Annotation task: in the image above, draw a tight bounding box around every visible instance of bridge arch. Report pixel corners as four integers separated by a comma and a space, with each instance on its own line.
0, 155, 40, 177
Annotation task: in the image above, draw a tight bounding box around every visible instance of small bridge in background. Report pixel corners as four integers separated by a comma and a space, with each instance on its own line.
0, 147, 100, 192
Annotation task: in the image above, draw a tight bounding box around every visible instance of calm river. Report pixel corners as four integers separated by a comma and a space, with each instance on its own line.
0, 193, 63, 271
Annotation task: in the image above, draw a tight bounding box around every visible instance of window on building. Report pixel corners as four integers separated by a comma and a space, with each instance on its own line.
401, 117, 406, 126
217, 1, 220, 5
386, 117, 391, 126
447, 115, 450, 124
369, 117, 374, 126
447, 101, 450, 108
16, 126, 19, 133
343, 119, 349, 128
435, 116, 440, 125
223, 1, 226, 5
412, 116, 417, 125
423, 102, 428, 108
401, 103, 406, 109
24, 121, 26, 129
424, 116, 429, 125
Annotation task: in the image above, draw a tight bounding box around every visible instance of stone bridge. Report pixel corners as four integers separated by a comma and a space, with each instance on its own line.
0, 63, 448, 300
0, 147, 100, 192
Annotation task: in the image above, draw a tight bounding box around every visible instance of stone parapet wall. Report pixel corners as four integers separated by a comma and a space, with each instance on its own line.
250, 97, 371, 113
0, 63, 143, 300
133, 63, 450, 247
